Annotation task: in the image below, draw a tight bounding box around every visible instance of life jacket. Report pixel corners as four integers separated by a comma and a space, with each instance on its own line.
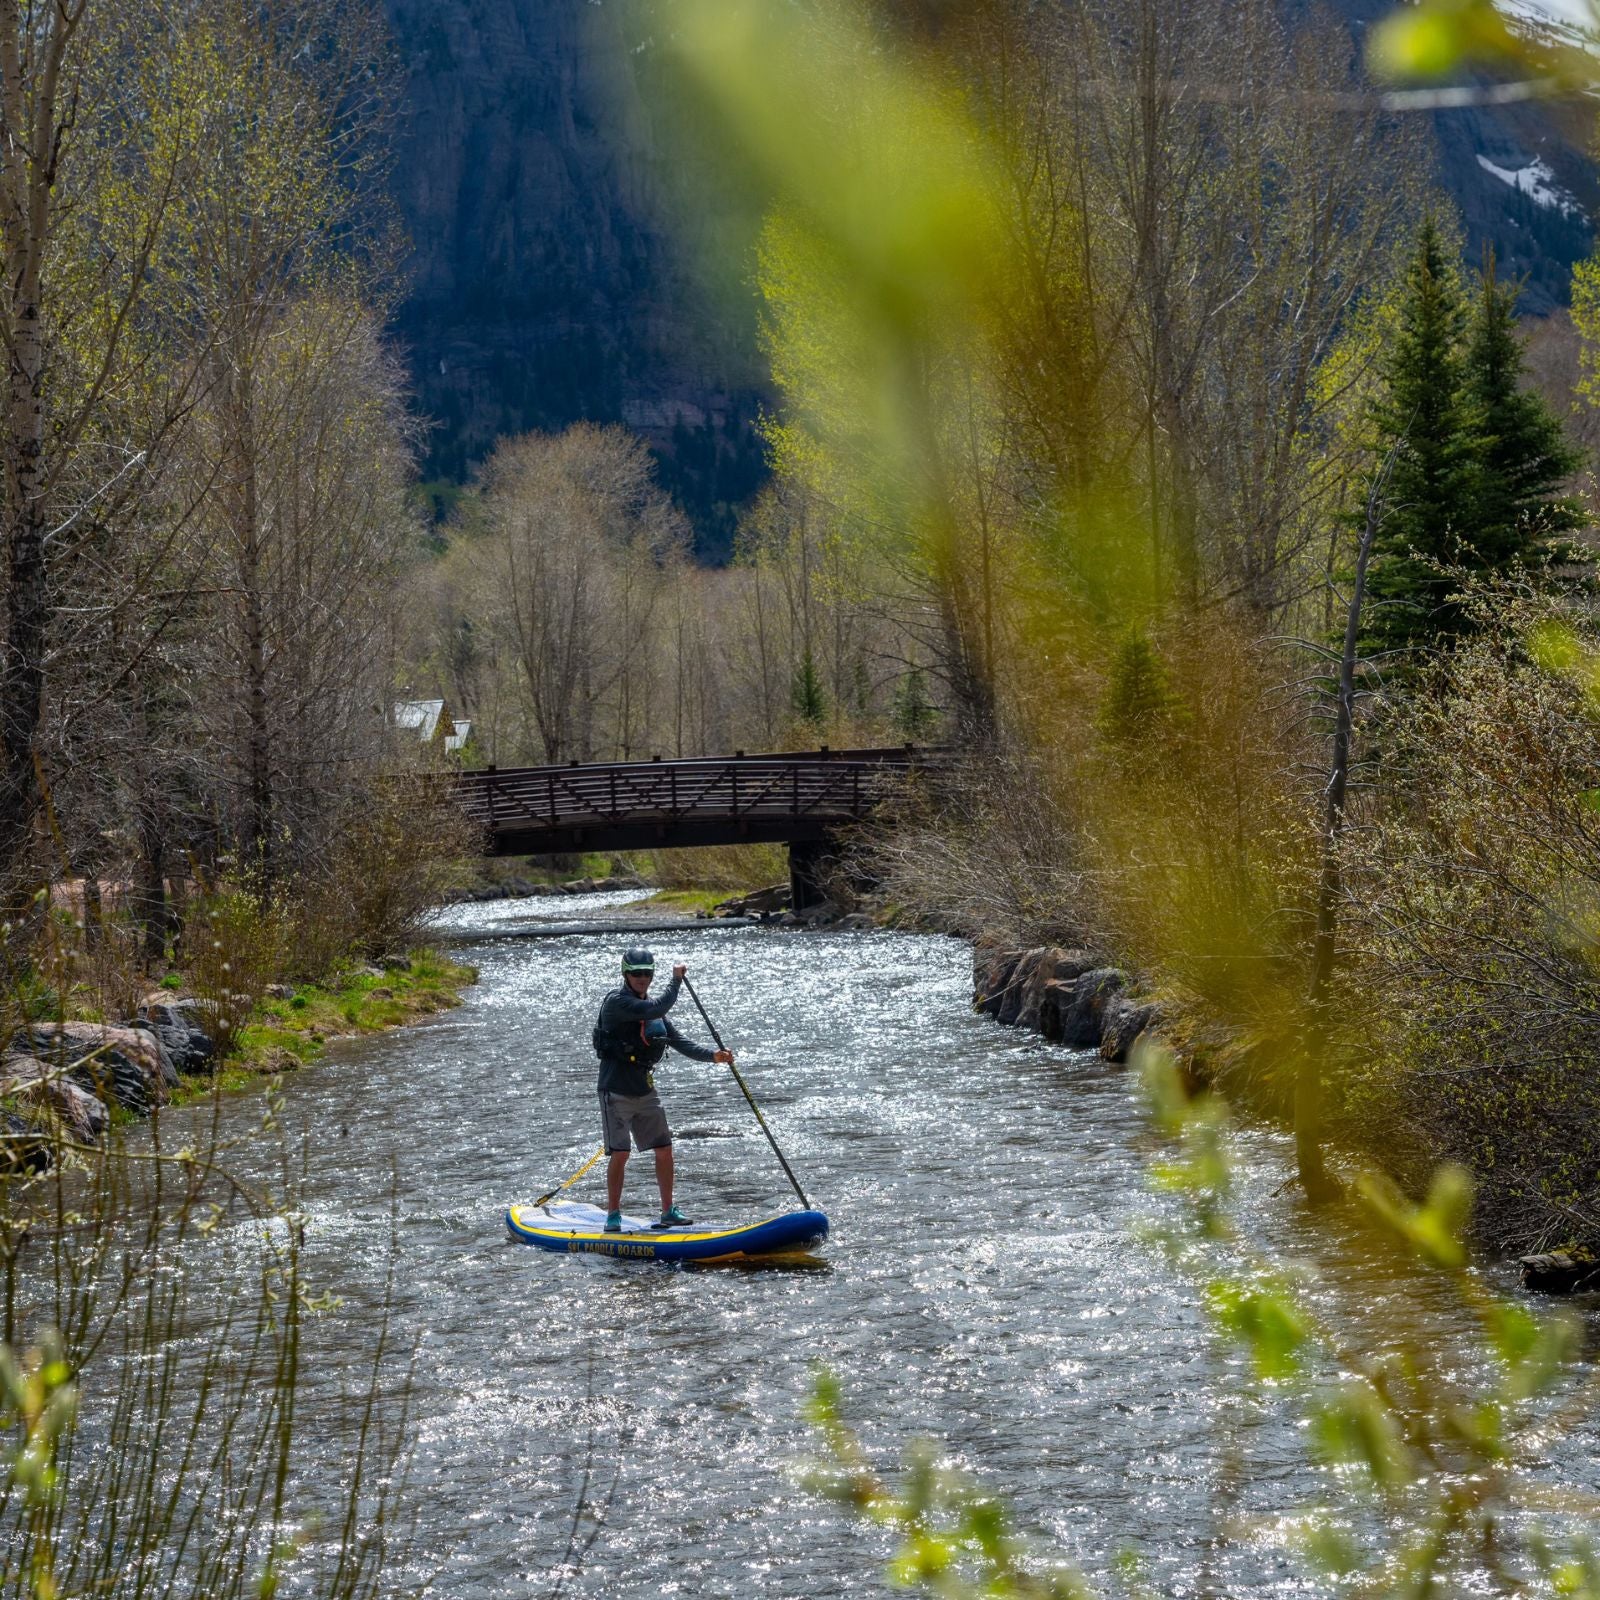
593, 992, 669, 1070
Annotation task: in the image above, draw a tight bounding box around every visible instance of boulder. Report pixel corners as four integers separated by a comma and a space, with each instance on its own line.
144, 999, 219, 1074
1013, 948, 1099, 1031
835, 912, 876, 931
1099, 998, 1161, 1064
715, 884, 791, 917
0, 1112, 51, 1175
1520, 1251, 1600, 1294
15, 1022, 176, 1114
972, 948, 1026, 1018
997, 949, 1049, 1027
794, 900, 839, 927
380, 954, 412, 973
0, 1056, 108, 1143
252, 1046, 301, 1076
1040, 968, 1127, 1049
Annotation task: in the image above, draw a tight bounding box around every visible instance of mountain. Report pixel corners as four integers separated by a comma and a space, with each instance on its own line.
380, 0, 1598, 555
381, 0, 766, 560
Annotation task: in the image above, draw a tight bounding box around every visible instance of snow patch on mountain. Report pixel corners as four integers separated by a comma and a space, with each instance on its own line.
1476, 153, 1586, 215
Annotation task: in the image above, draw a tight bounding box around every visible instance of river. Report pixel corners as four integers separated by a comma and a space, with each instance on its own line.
152, 891, 1600, 1597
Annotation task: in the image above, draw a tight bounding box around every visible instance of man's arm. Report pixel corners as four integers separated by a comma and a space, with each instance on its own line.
662, 1018, 734, 1066
661, 1017, 718, 1063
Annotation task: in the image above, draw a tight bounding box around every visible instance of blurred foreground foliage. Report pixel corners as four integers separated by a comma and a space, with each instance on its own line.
659, 0, 1600, 1250
805, 1052, 1600, 1598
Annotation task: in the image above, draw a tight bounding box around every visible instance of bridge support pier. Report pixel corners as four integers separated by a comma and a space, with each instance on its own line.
789, 837, 838, 912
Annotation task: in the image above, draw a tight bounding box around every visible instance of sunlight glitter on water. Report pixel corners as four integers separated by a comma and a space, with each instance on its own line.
146, 892, 1600, 1597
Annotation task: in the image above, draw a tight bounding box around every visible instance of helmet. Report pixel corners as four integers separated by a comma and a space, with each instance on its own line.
621, 947, 656, 975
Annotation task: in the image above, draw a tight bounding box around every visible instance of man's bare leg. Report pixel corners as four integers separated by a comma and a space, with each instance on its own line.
653, 1144, 674, 1213
607, 1151, 628, 1212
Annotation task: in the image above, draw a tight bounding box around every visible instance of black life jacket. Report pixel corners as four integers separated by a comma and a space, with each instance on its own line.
593, 991, 669, 1069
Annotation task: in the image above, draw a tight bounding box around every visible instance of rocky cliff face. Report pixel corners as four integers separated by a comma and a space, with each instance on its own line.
382, 0, 765, 559
382, 0, 1596, 554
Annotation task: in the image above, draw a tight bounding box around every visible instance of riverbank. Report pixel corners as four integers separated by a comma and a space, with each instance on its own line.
1, 947, 478, 1161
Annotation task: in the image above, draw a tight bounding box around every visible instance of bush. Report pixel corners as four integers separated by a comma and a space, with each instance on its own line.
1345, 595, 1600, 1251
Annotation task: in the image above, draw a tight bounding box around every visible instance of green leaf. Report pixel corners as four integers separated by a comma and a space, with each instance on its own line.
1205, 1280, 1308, 1380
1311, 1384, 1413, 1489
1368, 0, 1515, 81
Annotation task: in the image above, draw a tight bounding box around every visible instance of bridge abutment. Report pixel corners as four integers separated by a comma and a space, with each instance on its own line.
789, 836, 838, 912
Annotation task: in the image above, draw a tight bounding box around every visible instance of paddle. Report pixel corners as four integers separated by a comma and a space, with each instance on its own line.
681, 973, 812, 1210
534, 1145, 603, 1208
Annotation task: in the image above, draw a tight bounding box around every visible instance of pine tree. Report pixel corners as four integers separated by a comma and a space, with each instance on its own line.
1362, 218, 1482, 657
892, 666, 937, 740
1097, 628, 1184, 746
792, 647, 827, 726
1464, 255, 1585, 572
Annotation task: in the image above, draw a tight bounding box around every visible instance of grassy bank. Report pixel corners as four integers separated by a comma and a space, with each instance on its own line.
168, 948, 477, 1103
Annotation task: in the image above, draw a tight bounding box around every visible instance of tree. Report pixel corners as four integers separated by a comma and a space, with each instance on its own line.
1465, 257, 1585, 572
1360, 218, 1482, 658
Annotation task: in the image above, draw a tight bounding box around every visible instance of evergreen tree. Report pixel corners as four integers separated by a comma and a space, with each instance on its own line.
792, 647, 827, 726
892, 666, 937, 740
1362, 218, 1482, 658
1464, 256, 1585, 571
1097, 629, 1184, 746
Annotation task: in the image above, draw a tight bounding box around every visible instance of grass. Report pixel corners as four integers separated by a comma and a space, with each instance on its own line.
167, 947, 477, 1101
620, 888, 733, 914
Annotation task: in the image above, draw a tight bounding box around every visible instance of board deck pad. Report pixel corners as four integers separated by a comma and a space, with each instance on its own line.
506, 1200, 829, 1263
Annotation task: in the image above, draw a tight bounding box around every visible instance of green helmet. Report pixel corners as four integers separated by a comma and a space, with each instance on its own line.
621, 947, 655, 975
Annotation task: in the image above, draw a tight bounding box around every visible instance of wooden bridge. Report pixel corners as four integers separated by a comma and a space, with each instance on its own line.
453, 746, 946, 904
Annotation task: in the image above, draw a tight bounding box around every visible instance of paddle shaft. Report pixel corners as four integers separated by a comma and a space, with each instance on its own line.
681, 975, 811, 1210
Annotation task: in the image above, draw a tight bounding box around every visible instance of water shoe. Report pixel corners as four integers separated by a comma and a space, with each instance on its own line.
603, 1210, 623, 1233
654, 1205, 692, 1229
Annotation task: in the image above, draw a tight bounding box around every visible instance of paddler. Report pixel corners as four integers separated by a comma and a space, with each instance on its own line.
592, 948, 733, 1232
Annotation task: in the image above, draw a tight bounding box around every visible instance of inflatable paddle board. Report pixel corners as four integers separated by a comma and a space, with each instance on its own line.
505, 1200, 829, 1264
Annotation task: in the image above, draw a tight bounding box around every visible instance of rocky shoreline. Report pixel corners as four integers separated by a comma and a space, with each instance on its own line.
971, 944, 1161, 1064
0, 953, 469, 1174
1, 998, 220, 1167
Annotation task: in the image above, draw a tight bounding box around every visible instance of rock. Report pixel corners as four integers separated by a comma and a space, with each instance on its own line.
380, 955, 412, 973
1, 1055, 109, 1143
1040, 968, 1127, 1049
973, 948, 1026, 1017
368, 986, 394, 1001
714, 884, 791, 917
147, 998, 220, 1073
1520, 1251, 1600, 1294
264, 983, 293, 1000
835, 912, 876, 931
561, 877, 596, 894
997, 949, 1048, 1027
794, 900, 838, 927
1099, 998, 1162, 1064
15, 1022, 176, 1114
252, 1046, 301, 1076
1010, 948, 1099, 1031
0, 1112, 51, 1174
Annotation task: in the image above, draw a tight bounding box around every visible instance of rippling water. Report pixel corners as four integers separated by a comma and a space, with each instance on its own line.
148, 893, 1600, 1597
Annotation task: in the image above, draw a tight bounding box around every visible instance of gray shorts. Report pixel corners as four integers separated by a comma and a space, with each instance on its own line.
599, 1090, 671, 1153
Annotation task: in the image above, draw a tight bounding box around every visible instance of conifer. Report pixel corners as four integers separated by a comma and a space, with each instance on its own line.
1463, 255, 1585, 572
1362, 217, 1481, 657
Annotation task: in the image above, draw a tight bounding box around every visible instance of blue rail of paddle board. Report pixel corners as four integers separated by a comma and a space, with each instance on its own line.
505, 1205, 829, 1262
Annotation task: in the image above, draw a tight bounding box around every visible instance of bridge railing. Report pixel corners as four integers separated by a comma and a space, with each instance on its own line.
454, 746, 947, 833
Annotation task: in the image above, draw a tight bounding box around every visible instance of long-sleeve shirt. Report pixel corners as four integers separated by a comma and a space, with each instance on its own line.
594, 976, 717, 1096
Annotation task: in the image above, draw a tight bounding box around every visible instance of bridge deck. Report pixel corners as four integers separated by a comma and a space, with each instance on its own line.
455, 747, 943, 856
